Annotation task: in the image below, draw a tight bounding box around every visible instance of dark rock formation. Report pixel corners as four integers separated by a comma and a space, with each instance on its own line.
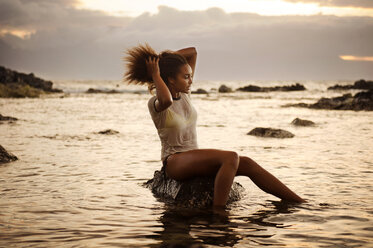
97, 129, 120, 135
191, 88, 208, 94
284, 89, 373, 111
0, 114, 18, 122
0, 145, 18, 164
237, 83, 306, 92
291, 118, 315, 126
247, 127, 295, 138
86, 88, 121, 94
327, 79, 373, 90
0, 65, 63, 93
143, 169, 245, 208
218, 84, 233, 93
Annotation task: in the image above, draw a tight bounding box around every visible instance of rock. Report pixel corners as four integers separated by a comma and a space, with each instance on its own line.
86, 88, 121, 94
97, 129, 120, 135
0, 114, 18, 121
0, 145, 18, 164
237, 83, 306, 92
191, 88, 208, 94
236, 85, 262, 92
291, 118, 315, 126
218, 84, 232, 93
143, 170, 245, 208
0, 65, 63, 93
247, 127, 295, 138
283, 89, 373, 111
327, 79, 373, 90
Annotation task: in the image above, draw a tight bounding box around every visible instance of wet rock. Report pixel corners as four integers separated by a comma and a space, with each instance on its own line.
237, 83, 306, 92
236, 85, 262, 92
0, 114, 18, 121
143, 170, 245, 208
0, 65, 63, 94
284, 89, 373, 111
247, 127, 295, 138
327, 79, 373, 90
191, 88, 208, 94
0, 145, 18, 164
97, 129, 120, 135
86, 88, 121, 94
291, 118, 315, 126
218, 84, 232, 93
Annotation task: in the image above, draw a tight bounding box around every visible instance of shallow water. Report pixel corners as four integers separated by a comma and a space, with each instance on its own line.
1, 79, 372, 247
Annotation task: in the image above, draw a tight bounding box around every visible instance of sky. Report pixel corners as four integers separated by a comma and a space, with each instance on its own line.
0, 0, 372, 81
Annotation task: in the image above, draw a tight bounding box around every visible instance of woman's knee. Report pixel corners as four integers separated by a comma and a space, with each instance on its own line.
238, 155, 261, 175
222, 151, 240, 170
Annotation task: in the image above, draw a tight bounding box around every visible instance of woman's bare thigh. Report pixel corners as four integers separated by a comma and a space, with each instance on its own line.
165, 148, 238, 181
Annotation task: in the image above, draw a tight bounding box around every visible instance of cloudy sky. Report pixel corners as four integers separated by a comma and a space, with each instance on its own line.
0, 0, 372, 81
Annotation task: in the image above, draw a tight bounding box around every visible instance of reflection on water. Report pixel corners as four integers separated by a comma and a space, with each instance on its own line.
1, 79, 373, 247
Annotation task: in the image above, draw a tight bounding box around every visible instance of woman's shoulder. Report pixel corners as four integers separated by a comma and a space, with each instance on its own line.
148, 94, 157, 103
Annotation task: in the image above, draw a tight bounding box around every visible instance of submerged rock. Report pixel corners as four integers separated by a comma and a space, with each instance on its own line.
0, 113, 18, 122
191, 88, 208, 94
247, 127, 295, 138
86, 88, 121, 94
284, 89, 373, 111
97, 129, 120, 135
143, 170, 245, 208
291, 118, 315, 126
218, 84, 233, 93
237, 83, 306, 92
0, 145, 18, 164
327, 79, 373, 90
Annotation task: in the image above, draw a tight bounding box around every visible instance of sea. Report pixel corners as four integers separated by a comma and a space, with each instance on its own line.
1, 79, 372, 247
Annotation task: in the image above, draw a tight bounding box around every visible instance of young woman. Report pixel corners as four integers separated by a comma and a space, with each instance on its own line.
123, 43, 306, 209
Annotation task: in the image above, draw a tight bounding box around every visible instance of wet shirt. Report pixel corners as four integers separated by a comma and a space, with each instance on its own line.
147, 91, 199, 162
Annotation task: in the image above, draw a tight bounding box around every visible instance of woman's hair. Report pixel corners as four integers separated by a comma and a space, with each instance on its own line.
122, 42, 188, 95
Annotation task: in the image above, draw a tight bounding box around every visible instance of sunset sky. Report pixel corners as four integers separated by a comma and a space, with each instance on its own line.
0, 0, 372, 80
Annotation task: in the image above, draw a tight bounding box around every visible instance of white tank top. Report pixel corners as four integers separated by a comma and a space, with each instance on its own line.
147, 91, 199, 162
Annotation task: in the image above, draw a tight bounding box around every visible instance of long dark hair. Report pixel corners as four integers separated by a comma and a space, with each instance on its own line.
122, 42, 188, 95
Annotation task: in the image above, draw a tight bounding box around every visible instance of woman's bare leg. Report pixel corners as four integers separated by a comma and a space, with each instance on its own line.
236, 156, 305, 203
166, 149, 240, 207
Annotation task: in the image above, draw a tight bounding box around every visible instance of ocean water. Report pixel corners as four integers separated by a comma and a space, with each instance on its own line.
1, 79, 372, 247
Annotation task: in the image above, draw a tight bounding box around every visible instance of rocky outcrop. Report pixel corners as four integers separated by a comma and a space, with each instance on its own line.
327, 79, 373, 90
86, 88, 121, 94
237, 83, 306, 92
191, 88, 208, 94
0, 145, 18, 164
97, 129, 120, 135
143, 170, 245, 208
0, 65, 63, 93
218, 84, 233, 93
0, 114, 18, 122
247, 127, 295, 138
291, 118, 315, 126
284, 89, 373, 111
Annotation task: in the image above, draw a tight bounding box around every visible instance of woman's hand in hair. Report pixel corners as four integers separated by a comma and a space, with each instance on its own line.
145, 56, 160, 79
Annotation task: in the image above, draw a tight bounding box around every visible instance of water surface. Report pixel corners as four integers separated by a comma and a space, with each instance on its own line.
1, 79, 372, 247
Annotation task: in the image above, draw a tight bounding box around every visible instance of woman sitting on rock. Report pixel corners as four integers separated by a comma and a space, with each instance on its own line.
123, 43, 305, 210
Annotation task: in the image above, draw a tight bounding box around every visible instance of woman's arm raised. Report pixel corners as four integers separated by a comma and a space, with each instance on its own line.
146, 56, 173, 112
175, 47, 197, 77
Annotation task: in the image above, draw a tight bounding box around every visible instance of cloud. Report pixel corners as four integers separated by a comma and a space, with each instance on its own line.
0, 0, 131, 31
283, 0, 373, 8
0, 3, 372, 80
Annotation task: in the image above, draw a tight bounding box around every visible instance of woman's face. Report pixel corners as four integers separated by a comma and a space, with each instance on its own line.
169, 64, 193, 94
